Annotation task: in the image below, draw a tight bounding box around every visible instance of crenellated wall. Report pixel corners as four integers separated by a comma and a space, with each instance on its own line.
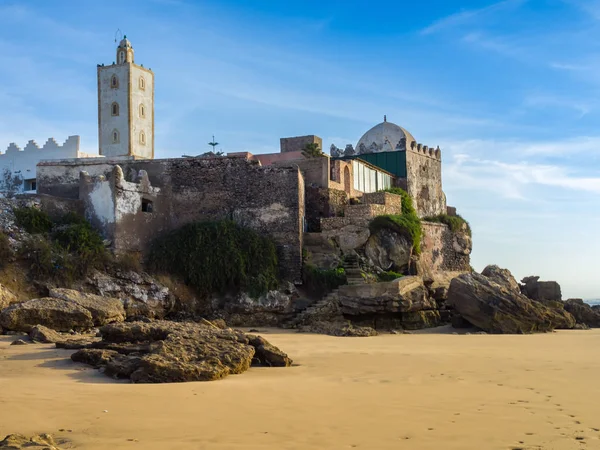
403, 142, 446, 218
0, 136, 99, 194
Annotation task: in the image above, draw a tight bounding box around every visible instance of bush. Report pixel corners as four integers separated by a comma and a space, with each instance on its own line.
302, 264, 346, 298
369, 214, 422, 254
147, 220, 279, 298
423, 214, 471, 236
13, 207, 53, 234
378, 271, 403, 282
19, 236, 78, 285
113, 252, 143, 273
380, 187, 417, 216
0, 231, 12, 267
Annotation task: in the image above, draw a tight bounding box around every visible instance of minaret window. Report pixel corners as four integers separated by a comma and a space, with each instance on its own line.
118, 51, 125, 64
139, 104, 146, 118
111, 75, 119, 88
139, 77, 145, 90
140, 131, 146, 145
112, 129, 120, 144
111, 102, 119, 116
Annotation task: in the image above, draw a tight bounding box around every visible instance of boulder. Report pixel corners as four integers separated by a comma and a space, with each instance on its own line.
365, 228, 412, 272
0, 298, 94, 332
48, 288, 125, 326
10, 339, 28, 346
481, 265, 520, 292
447, 273, 575, 334
338, 276, 435, 316
0, 434, 65, 449
564, 299, 600, 328
247, 335, 293, 367
214, 289, 295, 327
322, 223, 370, 252
70, 321, 292, 383
29, 325, 64, 343
520, 276, 562, 303
0, 284, 17, 311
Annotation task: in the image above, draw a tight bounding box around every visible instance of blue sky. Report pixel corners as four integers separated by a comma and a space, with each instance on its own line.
0, 0, 599, 298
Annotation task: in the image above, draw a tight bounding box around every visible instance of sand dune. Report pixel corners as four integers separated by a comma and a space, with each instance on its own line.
1, 328, 599, 449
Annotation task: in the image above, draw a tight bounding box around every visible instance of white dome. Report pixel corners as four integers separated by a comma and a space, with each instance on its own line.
118, 36, 132, 49
356, 120, 416, 154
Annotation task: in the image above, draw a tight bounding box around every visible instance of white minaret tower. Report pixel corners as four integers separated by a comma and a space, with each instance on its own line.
97, 35, 154, 159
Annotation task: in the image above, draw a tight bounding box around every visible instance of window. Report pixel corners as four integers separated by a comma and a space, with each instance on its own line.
139, 104, 146, 118
112, 129, 120, 144
111, 75, 119, 88
139, 77, 145, 90
118, 51, 125, 64
24, 179, 37, 192
111, 102, 119, 116
139, 131, 146, 145
141, 199, 153, 213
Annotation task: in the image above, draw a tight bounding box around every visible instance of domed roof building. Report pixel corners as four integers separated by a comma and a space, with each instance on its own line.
356, 117, 416, 154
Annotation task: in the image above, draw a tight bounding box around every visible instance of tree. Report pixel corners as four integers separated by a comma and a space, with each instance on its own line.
0, 168, 23, 198
302, 143, 324, 158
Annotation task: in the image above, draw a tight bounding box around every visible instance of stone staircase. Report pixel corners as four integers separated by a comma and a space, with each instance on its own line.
343, 253, 364, 285
285, 289, 340, 328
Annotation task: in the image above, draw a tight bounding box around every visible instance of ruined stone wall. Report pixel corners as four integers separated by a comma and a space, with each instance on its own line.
404, 147, 446, 218
420, 221, 471, 273
41, 156, 304, 282
304, 186, 347, 232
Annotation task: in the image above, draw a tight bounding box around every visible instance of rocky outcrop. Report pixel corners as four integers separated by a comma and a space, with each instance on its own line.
28, 325, 100, 348
0, 284, 17, 311
0, 434, 66, 449
338, 277, 435, 316
84, 270, 174, 319
564, 299, 600, 328
70, 321, 292, 383
49, 288, 125, 326
520, 276, 562, 303
481, 265, 520, 292
0, 298, 94, 332
298, 320, 377, 337
365, 228, 412, 272
447, 273, 575, 333
401, 310, 442, 330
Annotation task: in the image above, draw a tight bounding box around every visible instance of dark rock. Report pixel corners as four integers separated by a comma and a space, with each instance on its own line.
481, 265, 520, 292
298, 320, 377, 337
520, 276, 562, 303
447, 273, 575, 334
451, 315, 473, 329
0, 298, 94, 332
48, 288, 125, 326
564, 299, 600, 328
247, 335, 293, 367
401, 310, 441, 330
10, 339, 28, 346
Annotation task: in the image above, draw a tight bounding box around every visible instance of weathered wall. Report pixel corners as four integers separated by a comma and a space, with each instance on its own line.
43, 156, 304, 282
420, 221, 471, 273
304, 186, 347, 232
272, 156, 329, 188
404, 147, 446, 218
280, 135, 322, 153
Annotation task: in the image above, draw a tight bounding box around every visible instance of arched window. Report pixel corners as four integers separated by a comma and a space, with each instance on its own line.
139, 104, 146, 118
139, 131, 146, 145
111, 75, 119, 89
112, 129, 120, 144
118, 51, 125, 64
111, 102, 119, 116
139, 77, 145, 90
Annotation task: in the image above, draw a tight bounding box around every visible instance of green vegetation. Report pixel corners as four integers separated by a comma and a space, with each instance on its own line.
0, 232, 12, 268
301, 142, 324, 158
147, 220, 279, 298
13, 207, 53, 234
423, 213, 471, 236
378, 270, 403, 282
380, 187, 417, 216
13, 207, 108, 285
302, 264, 346, 298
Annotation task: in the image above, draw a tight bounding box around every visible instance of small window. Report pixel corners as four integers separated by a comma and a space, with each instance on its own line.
141, 199, 153, 213
139, 131, 146, 145
111, 75, 119, 88
112, 129, 120, 144
139, 104, 145, 118
118, 51, 125, 64
111, 102, 119, 116
139, 77, 145, 90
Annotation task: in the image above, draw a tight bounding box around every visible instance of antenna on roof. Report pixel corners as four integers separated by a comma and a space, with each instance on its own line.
384, 115, 387, 122
114, 29, 123, 43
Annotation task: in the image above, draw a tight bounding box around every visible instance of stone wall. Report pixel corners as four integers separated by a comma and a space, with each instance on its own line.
41, 156, 304, 282
304, 186, 347, 232
420, 221, 471, 273
404, 147, 446, 218
280, 135, 322, 154
272, 156, 329, 188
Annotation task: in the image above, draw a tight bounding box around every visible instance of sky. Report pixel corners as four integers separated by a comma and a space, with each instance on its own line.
0, 0, 599, 298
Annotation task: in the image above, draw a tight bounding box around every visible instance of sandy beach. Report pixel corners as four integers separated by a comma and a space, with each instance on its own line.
1, 328, 599, 450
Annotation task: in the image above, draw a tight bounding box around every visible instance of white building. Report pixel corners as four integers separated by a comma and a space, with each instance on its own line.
0, 136, 96, 194
97, 36, 154, 159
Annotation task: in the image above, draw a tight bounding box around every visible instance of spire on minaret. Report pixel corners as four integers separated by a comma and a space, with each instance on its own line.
384, 115, 387, 122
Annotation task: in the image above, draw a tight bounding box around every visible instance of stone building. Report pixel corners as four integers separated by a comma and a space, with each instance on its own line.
97, 36, 154, 159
